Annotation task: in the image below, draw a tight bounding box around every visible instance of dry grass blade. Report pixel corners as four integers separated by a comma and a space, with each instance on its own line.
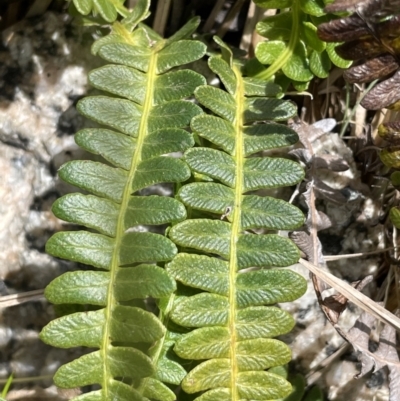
0, 289, 44, 309
152, 0, 172, 35
240, 1, 256, 53
203, 0, 225, 33
217, 0, 248, 38
299, 258, 400, 332
324, 246, 398, 260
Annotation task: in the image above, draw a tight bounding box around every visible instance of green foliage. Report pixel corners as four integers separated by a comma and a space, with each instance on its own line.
275, 374, 323, 401
40, 1, 206, 398
253, 0, 351, 88
41, 1, 314, 400
390, 207, 400, 229
303, 386, 324, 401
0, 374, 13, 400
72, 0, 153, 22
72, 0, 131, 21
164, 37, 307, 401
281, 374, 306, 401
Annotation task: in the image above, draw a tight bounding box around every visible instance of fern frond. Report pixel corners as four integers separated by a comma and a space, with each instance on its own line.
72, 0, 148, 22
253, 0, 351, 89
40, 3, 206, 399
166, 38, 307, 401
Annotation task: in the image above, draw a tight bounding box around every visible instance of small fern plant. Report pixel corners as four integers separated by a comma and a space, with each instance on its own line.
165, 37, 307, 400
253, 0, 352, 90
40, 1, 207, 399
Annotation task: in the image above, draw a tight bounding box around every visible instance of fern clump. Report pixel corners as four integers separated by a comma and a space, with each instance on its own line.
166, 38, 307, 401
39, 1, 206, 399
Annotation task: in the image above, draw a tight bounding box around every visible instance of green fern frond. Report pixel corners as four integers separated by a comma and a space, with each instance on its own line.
166, 37, 307, 401
253, 0, 352, 89
40, 3, 206, 399
72, 0, 145, 22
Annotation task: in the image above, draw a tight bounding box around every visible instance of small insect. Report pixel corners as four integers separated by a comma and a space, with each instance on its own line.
220, 206, 232, 220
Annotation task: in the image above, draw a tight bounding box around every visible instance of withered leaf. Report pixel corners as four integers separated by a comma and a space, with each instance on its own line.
307, 210, 333, 231
324, 0, 381, 13
312, 118, 337, 134
323, 293, 349, 324
289, 231, 312, 259
361, 70, 400, 110
344, 54, 399, 83
322, 276, 373, 324
340, 312, 376, 372
302, 181, 314, 210
289, 148, 312, 164
330, 13, 400, 60
318, 0, 400, 104
335, 38, 387, 61
313, 177, 350, 204
289, 231, 325, 266
289, 118, 326, 145
303, 185, 333, 231
335, 308, 400, 401
325, 0, 400, 19
378, 15, 400, 39
317, 14, 369, 42
314, 155, 350, 171
377, 320, 400, 367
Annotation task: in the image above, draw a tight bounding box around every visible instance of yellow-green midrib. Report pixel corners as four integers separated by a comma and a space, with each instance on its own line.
228, 65, 245, 401
101, 51, 158, 396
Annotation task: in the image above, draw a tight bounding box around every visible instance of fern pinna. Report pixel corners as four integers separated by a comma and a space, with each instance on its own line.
166, 38, 307, 401
39, 1, 206, 399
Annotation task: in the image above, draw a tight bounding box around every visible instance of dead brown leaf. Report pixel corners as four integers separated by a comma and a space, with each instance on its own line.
361, 70, 400, 110
313, 155, 350, 171
344, 54, 399, 83
335, 309, 400, 401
